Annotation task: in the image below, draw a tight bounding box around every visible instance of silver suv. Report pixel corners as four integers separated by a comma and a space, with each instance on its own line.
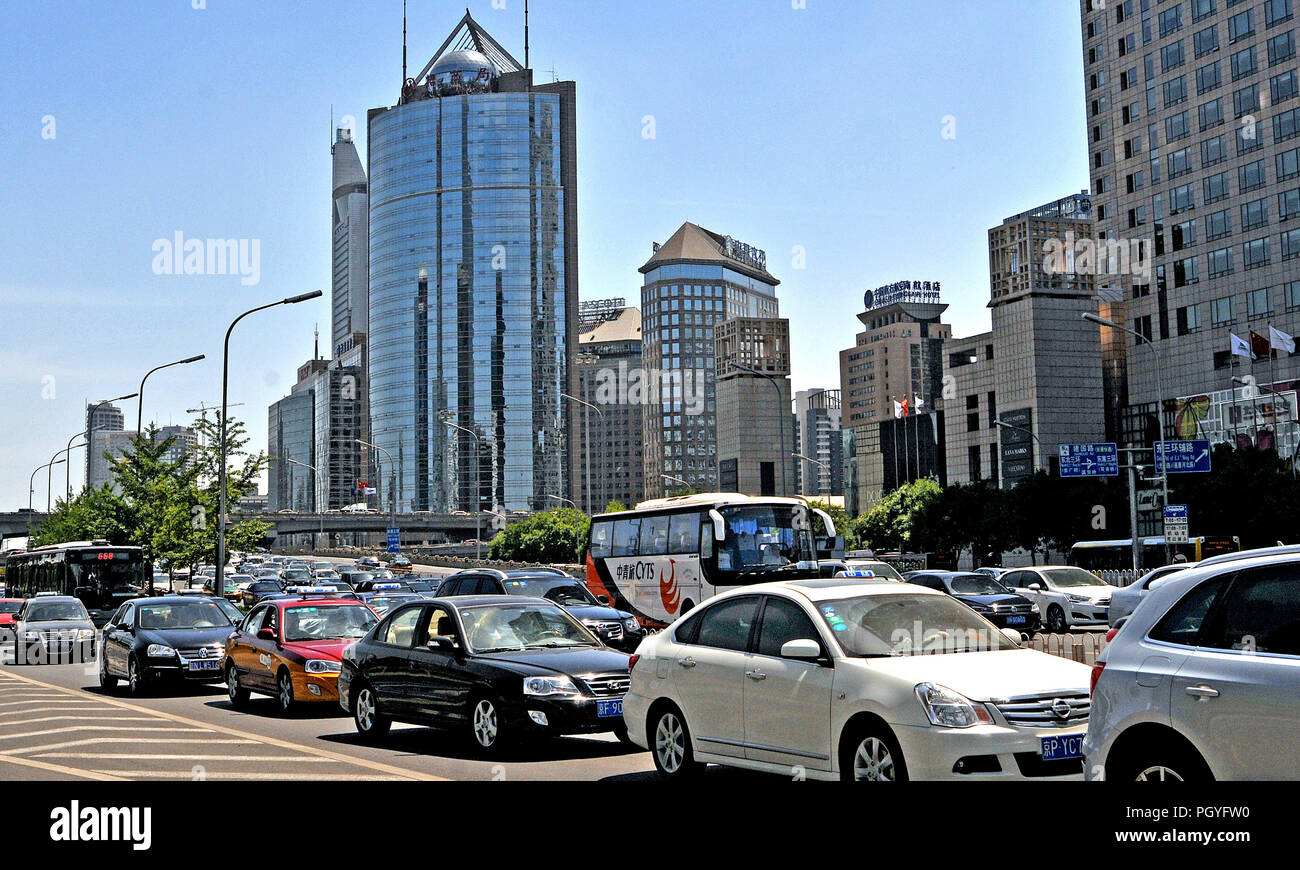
1085, 551, 1300, 780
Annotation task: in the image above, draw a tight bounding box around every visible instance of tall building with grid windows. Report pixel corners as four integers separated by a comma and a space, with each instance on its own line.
366, 12, 578, 513
638, 222, 782, 499
1080, 0, 1300, 474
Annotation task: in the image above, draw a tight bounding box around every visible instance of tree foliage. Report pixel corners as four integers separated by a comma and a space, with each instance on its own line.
488, 508, 591, 564
856, 478, 942, 553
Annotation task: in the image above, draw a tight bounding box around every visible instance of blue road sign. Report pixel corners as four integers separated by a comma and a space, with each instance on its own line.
1164, 504, 1189, 520
1058, 442, 1120, 477
1155, 440, 1212, 474
386, 527, 400, 553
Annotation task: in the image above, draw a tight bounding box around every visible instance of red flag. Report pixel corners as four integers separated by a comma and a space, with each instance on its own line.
900, 398, 910, 418
1251, 329, 1272, 360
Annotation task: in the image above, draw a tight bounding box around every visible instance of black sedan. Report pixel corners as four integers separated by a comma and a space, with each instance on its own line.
99, 596, 239, 695
338, 596, 632, 754
905, 571, 1043, 634
436, 569, 646, 652
242, 579, 285, 608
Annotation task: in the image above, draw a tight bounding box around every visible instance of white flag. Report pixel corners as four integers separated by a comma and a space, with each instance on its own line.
1230, 332, 1254, 360
1270, 325, 1296, 354
915, 396, 925, 410
893, 400, 904, 419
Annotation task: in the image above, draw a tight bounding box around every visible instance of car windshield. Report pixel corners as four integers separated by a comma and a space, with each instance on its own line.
0, 602, 22, 614
281, 570, 311, 581
1043, 568, 1106, 588
252, 582, 281, 592
138, 601, 230, 630
846, 561, 905, 582
26, 602, 90, 622
718, 504, 816, 572
948, 575, 1011, 595
816, 593, 1019, 657
459, 602, 599, 652
406, 581, 433, 592
365, 595, 416, 615
282, 605, 377, 642
213, 600, 242, 624
500, 577, 597, 606
346, 572, 374, 584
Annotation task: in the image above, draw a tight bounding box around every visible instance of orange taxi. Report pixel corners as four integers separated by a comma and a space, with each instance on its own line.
223, 590, 379, 714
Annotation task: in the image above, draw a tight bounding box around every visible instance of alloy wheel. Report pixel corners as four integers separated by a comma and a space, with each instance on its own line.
472, 699, 498, 748
356, 688, 375, 731
854, 736, 897, 781
655, 713, 685, 774
1135, 765, 1185, 781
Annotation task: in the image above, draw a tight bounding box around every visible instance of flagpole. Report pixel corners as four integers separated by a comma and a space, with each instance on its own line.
1250, 336, 1259, 446
1230, 353, 1240, 449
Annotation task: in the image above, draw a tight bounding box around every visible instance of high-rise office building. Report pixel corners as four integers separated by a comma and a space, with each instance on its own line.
156, 425, 198, 470
267, 354, 364, 513
715, 317, 795, 496
366, 11, 578, 514
839, 282, 951, 512
268, 387, 316, 514
576, 304, 645, 511
85, 401, 127, 493
1080, 0, 1300, 460
332, 126, 369, 354
639, 222, 782, 498
945, 192, 1106, 489
795, 388, 843, 497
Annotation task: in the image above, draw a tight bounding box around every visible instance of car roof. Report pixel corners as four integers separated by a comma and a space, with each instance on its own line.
725, 579, 946, 603
1198, 544, 1300, 567
269, 596, 366, 608
23, 595, 80, 603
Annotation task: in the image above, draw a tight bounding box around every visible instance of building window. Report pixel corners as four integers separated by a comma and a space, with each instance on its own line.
1287, 280, 1300, 310
1211, 295, 1235, 325
1229, 9, 1256, 43
1204, 171, 1229, 203
1248, 287, 1275, 317
1283, 228, 1300, 259
1234, 82, 1261, 116
1273, 69, 1300, 104
968, 445, 982, 482
1177, 303, 1204, 334
1241, 197, 1270, 230
1266, 0, 1294, 28
1202, 133, 1228, 165
1206, 208, 1233, 240
967, 412, 980, 434
1231, 45, 1258, 80
1244, 237, 1271, 269
1281, 146, 1300, 180
1270, 31, 1297, 65
1198, 60, 1223, 93
1239, 158, 1268, 192
1208, 246, 1234, 276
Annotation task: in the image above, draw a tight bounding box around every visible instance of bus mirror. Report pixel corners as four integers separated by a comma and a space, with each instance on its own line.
811, 508, 836, 538
707, 509, 726, 542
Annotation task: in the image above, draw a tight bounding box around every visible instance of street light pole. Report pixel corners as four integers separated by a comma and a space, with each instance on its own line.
732, 361, 787, 496
356, 439, 397, 553
218, 291, 321, 587
561, 392, 603, 515
137, 355, 206, 441
437, 415, 483, 561
1083, 312, 1171, 564
30, 458, 65, 512
793, 452, 828, 496
546, 494, 575, 508
272, 455, 322, 549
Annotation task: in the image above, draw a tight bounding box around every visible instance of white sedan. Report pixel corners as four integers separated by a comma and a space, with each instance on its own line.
1002, 567, 1120, 632
622, 579, 1092, 781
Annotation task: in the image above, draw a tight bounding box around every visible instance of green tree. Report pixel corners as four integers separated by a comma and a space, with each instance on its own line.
857, 478, 942, 552
489, 508, 591, 563
603, 500, 628, 514
1170, 444, 1300, 550
805, 499, 860, 550
31, 486, 132, 548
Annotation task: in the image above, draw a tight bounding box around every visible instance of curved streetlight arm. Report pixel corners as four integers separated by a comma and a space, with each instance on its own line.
138, 355, 206, 438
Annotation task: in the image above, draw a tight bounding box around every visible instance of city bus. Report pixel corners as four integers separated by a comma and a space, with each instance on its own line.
1067, 536, 1241, 573
4, 541, 147, 624
584, 494, 836, 628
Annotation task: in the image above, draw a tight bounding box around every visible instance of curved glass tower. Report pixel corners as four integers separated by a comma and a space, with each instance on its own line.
367, 13, 577, 514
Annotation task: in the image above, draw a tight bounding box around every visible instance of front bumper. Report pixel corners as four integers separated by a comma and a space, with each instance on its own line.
512, 694, 626, 737
139, 660, 226, 683
290, 670, 342, 703
980, 612, 1043, 633
892, 722, 1087, 781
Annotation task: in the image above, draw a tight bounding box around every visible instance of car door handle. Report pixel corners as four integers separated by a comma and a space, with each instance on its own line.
1185, 684, 1219, 699
676, 657, 696, 669
744, 670, 767, 681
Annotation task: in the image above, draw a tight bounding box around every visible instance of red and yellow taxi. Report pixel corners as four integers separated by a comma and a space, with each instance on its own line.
387, 556, 414, 574
0, 599, 21, 639
223, 590, 379, 714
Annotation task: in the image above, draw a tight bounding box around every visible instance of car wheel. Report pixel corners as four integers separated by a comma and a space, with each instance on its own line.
1115, 745, 1212, 782
98, 654, 118, 691
225, 663, 249, 708
1046, 605, 1067, 634
352, 683, 391, 740
469, 695, 508, 754
650, 705, 703, 779
275, 670, 296, 715
841, 723, 908, 782
126, 657, 147, 697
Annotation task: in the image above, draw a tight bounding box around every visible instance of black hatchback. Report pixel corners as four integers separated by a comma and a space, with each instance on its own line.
906, 571, 1042, 635
338, 596, 632, 754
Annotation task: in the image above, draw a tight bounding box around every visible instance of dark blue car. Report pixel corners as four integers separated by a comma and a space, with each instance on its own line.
905, 571, 1043, 635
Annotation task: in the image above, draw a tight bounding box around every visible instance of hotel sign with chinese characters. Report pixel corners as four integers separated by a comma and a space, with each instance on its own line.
863, 280, 942, 312
722, 236, 767, 272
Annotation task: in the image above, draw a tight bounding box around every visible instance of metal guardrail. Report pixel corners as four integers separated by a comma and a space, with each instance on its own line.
1028, 632, 1108, 665
1099, 569, 1140, 587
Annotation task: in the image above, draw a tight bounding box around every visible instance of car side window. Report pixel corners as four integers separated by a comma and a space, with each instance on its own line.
379, 606, 423, 648
695, 596, 760, 652
422, 607, 457, 647
1149, 575, 1231, 647
1204, 563, 1300, 656
673, 609, 704, 645
756, 596, 824, 659
109, 604, 129, 627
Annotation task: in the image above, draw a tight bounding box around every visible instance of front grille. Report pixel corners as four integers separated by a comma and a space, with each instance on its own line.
36, 630, 84, 644
993, 692, 1090, 728
583, 620, 624, 641
581, 673, 631, 697
990, 603, 1035, 615
177, 646, 224, 661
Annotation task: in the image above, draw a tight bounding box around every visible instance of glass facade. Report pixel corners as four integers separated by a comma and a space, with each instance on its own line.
268, 391, 316, 513
368, 90, 570, 513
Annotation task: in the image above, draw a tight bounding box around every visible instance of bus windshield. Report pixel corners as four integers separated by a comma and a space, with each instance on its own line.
717, 505, 814, 572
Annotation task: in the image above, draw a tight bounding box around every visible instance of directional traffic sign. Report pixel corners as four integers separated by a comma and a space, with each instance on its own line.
1155, 440, 1212, 474
386, 527, 400, 554
1058, 442, 1120, 477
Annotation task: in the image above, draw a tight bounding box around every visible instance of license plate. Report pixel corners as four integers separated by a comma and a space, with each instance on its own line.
1040, 733, 1084, 761
188, 660, 219, 672
1006, 616, 1027, 625
596, 699, 623, 718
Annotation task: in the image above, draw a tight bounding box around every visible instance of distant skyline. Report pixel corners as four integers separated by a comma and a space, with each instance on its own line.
0, 0, 1088, 511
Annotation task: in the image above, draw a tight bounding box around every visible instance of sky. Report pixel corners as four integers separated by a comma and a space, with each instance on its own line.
0, 0, 1089, 512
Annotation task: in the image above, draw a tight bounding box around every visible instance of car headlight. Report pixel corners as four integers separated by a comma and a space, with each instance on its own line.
523, 675, 581, 697
623, 617, 641, 632
968, 603, 990, 612
1065, 593, 1091, 604
77, 629, 95, 641
305, 659, 341, 675
915, 682, 993, 728
147, 644, 176, 658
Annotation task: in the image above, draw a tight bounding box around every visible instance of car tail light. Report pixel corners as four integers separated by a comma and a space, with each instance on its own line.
1089, 661, 1105, 697
1105, 628, 1119, 644
628, 654, 640, 671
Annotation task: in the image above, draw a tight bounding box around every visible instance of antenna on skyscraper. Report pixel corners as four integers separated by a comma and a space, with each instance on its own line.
314, 324, 320, 361
402, 0, 408, 83
524, 0, 530, 70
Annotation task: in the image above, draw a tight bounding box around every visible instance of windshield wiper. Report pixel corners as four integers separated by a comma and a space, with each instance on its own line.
476, 646, 526, 654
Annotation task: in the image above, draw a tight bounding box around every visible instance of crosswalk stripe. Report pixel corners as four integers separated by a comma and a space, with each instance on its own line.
3, 716, 157, 727
9, 738, 255, 754
0, 725, 205, 741
35, 753, 342, 762
94, 770, 407, 780
0, 753, 126, 781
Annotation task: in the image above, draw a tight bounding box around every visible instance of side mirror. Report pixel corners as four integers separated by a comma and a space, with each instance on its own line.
256, 627, 276, 642
427, 635, 456, 651
1001, 627, 1026, 645
1027, 583, 1043, 592
780, 638, 823, 661
596, 595, 611, 605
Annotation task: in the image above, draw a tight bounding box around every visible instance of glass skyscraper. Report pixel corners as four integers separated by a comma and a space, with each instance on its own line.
366, 13, 578, 514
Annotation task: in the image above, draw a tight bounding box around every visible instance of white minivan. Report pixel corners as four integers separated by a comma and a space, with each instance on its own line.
623, 579, 1092, 781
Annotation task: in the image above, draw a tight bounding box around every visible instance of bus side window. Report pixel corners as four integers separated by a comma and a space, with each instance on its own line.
613, 519, 641, 557
639, 515, 670, 556
699, 517, 714, 559
590, 522, 613, 559
668, 513, 699, 555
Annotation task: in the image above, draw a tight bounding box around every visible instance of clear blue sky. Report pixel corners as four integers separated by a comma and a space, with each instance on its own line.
0, 0, 1088, 511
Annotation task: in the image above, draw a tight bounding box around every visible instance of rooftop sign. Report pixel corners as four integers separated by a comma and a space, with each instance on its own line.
722, 236, 767, 272
863, 280, 942, 311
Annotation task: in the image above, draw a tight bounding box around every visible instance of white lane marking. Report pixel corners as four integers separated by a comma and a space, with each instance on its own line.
3, 716, 157, 727
91, 771, 407, 780
0, 706, 106, 717
9, 738, 256, 754
0, 753, 125, 781
35, 753, 342, 762
0, 726, 205, 741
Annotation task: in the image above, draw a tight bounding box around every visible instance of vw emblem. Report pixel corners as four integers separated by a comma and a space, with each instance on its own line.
1050, 698, 1072, 721
197, 648, 208, 659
